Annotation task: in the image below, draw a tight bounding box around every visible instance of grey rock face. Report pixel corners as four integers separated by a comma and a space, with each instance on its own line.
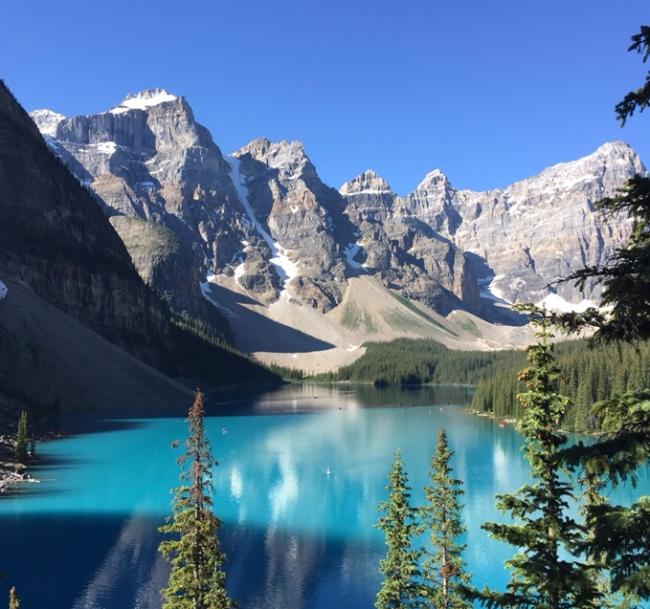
231, 138, 348, 311
398, 142, 644, 304
341, 171, 480, 315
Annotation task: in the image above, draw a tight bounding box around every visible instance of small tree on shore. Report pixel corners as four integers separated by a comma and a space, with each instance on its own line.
421, 428, 470, 609
376, 449, 423, 609
15, 411, 27, 464
9, 586, 20, 609
158, 389, 234, 609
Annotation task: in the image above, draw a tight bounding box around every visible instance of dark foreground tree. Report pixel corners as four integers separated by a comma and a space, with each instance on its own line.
615, 25, 650, 125
15, 411, 27, 464
469, 306, 599, 609
551, 25, 650, 601
421, 428, 470, 609
158, 389, 234, 609
375, 450, 422, 609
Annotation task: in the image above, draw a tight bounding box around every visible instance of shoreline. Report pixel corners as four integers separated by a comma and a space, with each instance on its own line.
0, 435, 37, 494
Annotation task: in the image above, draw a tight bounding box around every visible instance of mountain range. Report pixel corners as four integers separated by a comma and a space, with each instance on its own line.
24, 87, 646, 373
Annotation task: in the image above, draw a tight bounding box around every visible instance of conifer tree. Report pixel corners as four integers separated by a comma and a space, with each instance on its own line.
470, 306, 600, 609
421, 428, 470, 609
158, 389, 234, 609
550, 25, 650, 601
9, 587, 19, 609
375, 450, 423, 609
15, 411, 27, 464
575, 463, 637, 609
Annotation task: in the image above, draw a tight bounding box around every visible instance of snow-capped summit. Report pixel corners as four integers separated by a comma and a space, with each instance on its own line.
29, 108, 65, 136
110, 88, 178, 114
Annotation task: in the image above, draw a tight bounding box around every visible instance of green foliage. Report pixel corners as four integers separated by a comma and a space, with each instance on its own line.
168, 312, 280, 387
421, 428, 471, 609
559, 389, 650, 600
265, 363, 307, 381
471, 340, 650, 431
375, 450, 423, 609
470, 307, 600, 609
158, 390, 234, 609
615, 25, 650, 125
8, 587, 19, 609
15, 410, 27, 463
315, 339, 523, 387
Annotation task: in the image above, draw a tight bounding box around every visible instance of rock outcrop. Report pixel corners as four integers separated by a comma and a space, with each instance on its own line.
341, 171, 480, 315
398, 142, 644, 305
231, 138, 348, 311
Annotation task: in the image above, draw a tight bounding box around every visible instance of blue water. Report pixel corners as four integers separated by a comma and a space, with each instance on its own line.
0, 383, 646, 609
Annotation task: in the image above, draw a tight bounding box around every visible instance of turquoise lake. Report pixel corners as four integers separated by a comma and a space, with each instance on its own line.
0, 383, 646, 609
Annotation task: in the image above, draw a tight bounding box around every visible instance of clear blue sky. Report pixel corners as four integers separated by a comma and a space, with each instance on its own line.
1, 1, 648, 194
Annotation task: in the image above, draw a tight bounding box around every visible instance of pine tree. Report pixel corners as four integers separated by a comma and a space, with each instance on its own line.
421, 428, 470, 609
375, 449, 423, 609
15, 411, 27, 464
158, 389, 234, 609
9, 587, 20, 609
470, 306, 600, 609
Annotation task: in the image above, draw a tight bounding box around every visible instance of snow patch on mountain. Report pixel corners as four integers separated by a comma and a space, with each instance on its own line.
478, 275, 509, 303
234, 261, 246, 280
30, 109, 65, 136
225, 155, 299, 284
110, 89, 178, 114
96, 141, 118, 155
342, 189, 393, 197
343, 243, 364, 270
537, 293, 597, 313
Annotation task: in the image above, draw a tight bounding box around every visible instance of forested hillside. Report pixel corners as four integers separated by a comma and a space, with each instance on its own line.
471, 340, 650, 431
316, 337, 650, 432
314, 339, 524, 385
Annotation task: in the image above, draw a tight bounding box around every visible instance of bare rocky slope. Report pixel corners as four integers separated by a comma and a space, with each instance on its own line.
31, 88, 646, 368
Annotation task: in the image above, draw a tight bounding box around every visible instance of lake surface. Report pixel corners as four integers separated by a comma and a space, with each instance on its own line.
0, 383, 646, 609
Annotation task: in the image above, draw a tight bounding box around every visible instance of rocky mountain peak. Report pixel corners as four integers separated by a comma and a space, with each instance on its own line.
109, 88, 179, 114
593, 140, 638, 159
29, 108, 66, 136
236, 138, 312, 179
339, 170, 393, 197
503, 140, 645, 198
415, 168, 451, 192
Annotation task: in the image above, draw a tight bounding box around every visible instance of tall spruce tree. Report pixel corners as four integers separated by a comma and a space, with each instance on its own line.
375, 450, 423, 609
470, 306, 600, 609
551, 25, 650, 601
421, 428, 470, 609
15, 411, 27, 464
158, 389, 234, 609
